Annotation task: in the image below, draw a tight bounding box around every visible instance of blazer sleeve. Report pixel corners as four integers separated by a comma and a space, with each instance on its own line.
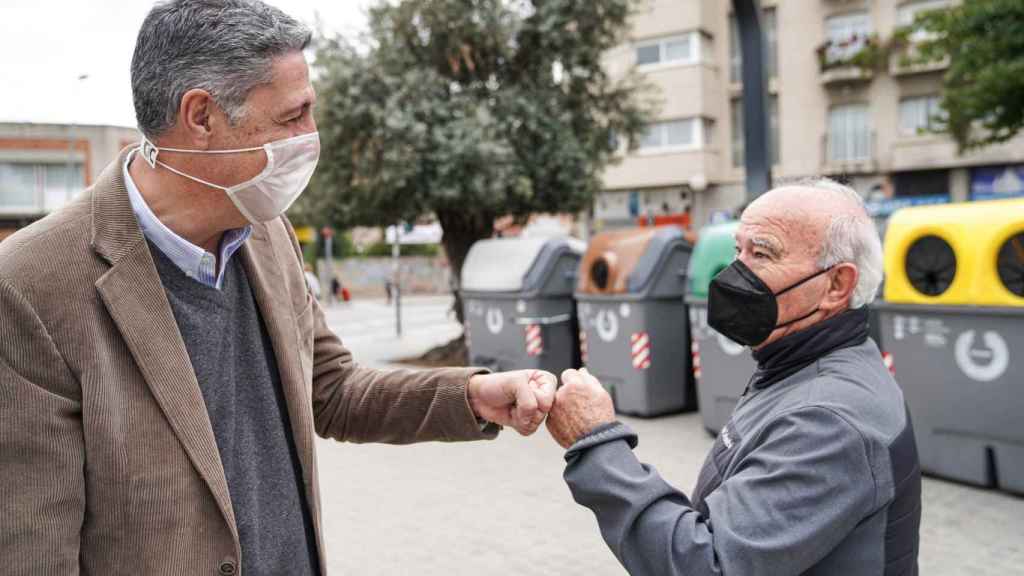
277, 217, 498, 445
0, 278, 85, 575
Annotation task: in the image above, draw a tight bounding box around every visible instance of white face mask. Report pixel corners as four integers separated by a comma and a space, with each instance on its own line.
139, 131, 320, 224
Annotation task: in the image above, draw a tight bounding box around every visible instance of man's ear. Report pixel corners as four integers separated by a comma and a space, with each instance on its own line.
178, 89, 215, 146
821, 263, 859, 312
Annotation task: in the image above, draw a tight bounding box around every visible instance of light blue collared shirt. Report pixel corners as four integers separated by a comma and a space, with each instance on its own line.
124, 149, 252, 290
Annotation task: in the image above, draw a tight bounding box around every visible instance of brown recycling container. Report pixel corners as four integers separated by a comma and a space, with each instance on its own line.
575, 226, 695, 416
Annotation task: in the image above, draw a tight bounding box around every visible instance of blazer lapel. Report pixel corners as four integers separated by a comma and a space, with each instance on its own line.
90, 149, 238, 541
240, 228, 317, 502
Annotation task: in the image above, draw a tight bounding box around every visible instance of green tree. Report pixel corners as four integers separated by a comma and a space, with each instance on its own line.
293, 0, 651, 309
900, 0, 1024, 151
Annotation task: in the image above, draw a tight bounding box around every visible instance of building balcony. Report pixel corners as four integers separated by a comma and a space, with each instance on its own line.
891, 132, 1024, 173
817, 35, 881, 86
821, 131, 877, 174
889, 42, 950, 77
602, 148, 721, 191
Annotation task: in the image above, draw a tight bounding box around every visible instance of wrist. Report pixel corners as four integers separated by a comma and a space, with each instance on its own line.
467, 374, 485, 416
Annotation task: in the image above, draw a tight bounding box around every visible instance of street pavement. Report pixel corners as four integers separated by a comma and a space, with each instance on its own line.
316, 296, 1024, 575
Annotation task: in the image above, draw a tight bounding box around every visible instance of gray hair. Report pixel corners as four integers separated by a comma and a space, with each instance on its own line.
798, 177, 884, 309
131, 0, 312, 138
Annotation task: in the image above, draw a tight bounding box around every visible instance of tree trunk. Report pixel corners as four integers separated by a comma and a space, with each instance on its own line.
436, 208, 495, 325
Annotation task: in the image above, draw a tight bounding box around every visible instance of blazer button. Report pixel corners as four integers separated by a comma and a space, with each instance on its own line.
218, 559, 237, 575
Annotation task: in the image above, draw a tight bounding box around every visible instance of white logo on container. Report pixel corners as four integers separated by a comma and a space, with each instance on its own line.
955, 330, 1009, 382
485, 308, 504, 335
595, 309, 619, 342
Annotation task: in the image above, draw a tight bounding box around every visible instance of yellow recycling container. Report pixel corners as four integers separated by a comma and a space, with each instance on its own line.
883, 198, 1024, 307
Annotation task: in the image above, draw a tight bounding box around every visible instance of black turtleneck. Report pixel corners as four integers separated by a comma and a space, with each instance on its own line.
748, 306, 870, 392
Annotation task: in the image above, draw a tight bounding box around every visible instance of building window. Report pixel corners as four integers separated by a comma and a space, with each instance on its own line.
824, 11, 872, 61
635, 32, 701, 69
0, 162, 84, 214
827, 104, 871, 163
730, 8, 778, 84
731, 96, 780, 168
638, 118, 708, 152
893, 169, 950, 198
899, 95, 943, 136
898, 0, 951, 37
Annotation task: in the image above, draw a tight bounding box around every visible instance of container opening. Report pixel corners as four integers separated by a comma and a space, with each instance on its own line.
591, 258, 611, 290
905, 235, 956, 296
996, 232, 1024, 297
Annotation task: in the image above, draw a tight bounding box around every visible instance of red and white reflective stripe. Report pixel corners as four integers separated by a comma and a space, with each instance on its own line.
579, 330, 589, 365
631, 332, 651, 370
525, 324, 544, 357
882, 352, 895, 376
691, 341, 702, 380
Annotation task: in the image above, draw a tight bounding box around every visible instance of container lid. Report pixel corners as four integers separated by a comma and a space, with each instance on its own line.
883, 197, 1024, 307
577, 227, 691, 295
687, 221, 740, 298
462, 236, 583, 293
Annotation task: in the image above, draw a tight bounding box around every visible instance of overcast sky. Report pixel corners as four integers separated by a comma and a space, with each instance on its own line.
0, 0, 370, 128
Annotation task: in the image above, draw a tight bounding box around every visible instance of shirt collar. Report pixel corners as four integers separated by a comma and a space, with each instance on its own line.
123, 148, 252, 289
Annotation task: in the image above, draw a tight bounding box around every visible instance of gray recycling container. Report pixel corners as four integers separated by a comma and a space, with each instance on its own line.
875, 304, 1023, 494
874, 199, 1024, 494
575, 227, 695, 417
461, 236, 584, 374
684, 221, 756, 434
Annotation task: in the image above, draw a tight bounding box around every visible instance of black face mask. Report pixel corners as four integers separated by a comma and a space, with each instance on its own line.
708, 259, 834, 347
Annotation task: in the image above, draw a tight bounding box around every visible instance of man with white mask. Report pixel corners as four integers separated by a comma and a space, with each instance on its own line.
0, 1, 555, 574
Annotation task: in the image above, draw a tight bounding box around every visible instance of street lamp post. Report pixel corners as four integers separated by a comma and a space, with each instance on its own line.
392, 222, 402, 337
66, 74, 90, 207
731, 0, 773, 201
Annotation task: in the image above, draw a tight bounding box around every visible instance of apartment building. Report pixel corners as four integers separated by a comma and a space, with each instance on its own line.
595, 0, 1024, 231
0, 122, 139, 240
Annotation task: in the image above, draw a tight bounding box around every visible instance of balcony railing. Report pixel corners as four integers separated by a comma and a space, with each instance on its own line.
817, 34, 882, 84
888, 29, 950, 76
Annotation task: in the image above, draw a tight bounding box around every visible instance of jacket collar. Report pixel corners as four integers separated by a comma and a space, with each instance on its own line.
91, 146, 145, 266
749, 306, 870, 391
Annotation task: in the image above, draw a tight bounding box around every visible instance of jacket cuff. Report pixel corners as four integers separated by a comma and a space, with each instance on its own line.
565, 421, 637, 461
456, 367, 501, 440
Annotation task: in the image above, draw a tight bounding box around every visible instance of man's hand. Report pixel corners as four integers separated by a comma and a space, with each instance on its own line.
546, 368, 616, 449
468, 370, 558, 435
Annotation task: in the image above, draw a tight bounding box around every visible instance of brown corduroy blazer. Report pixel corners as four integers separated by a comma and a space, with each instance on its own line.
0, 149, 494, 575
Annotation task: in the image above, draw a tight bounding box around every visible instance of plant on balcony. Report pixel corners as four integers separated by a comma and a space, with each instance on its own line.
887, 26, 946, 71
816, 34, 885, 73
892, 0, 1024, 152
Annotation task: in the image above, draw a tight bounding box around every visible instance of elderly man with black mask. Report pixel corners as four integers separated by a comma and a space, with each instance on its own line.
546, 179, 922, 576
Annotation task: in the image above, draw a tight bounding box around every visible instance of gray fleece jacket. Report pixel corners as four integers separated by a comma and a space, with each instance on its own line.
564, 337, 921, 576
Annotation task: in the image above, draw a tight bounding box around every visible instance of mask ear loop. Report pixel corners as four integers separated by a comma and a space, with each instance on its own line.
775, 265, 835, 297
139, 136, 269, 191
773, 265, 836, 329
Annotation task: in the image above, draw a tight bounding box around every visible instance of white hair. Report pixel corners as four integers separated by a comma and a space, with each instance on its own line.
798, 177, 884, 309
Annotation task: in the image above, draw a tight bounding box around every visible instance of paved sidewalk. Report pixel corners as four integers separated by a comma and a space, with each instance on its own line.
315, 297, 1024, 575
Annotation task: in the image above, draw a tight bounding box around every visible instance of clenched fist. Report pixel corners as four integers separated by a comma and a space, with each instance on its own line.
468, 370, 558, 435
546, 368, 616, 449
